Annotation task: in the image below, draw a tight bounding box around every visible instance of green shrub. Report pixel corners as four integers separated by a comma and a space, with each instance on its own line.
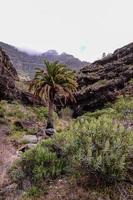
11, 101, 133, 186
70, 115, 133, 182
61, 107, 73, 120
22, 186, 42, 199
19, 139, 68, 184
112, 96, 133, 120
84, 96, 133, 121
7, 109, 24, 119
33, 106, 58, 122
52, 114, 133, 183
13, 114, 133, 185
9, 161, 25, 184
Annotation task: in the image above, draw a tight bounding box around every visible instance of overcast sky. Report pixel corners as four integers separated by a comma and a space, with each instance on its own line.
0, 0, 133, 61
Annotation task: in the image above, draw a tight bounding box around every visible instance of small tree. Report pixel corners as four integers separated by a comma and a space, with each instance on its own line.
29, 60, 78, 129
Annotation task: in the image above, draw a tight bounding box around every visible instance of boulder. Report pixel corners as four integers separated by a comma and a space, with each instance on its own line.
18, 143, 37, 153
45, 128, 56, 136
19, 135, 37, 144
36, 128, 46, 136
0, 125, 10, 135
36, 128, 49, 140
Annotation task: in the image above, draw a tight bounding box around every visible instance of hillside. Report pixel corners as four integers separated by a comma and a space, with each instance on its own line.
0, 43, 133, 200
70, 42, 133, 116
0, 42, 89, 78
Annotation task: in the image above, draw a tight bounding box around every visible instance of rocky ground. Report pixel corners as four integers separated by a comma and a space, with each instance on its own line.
0, 125, 17, 188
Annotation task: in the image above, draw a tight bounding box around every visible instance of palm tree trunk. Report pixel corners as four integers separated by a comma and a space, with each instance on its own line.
46, 99, 54, 129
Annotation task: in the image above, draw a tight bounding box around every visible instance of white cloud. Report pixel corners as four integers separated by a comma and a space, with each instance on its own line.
0, 0, 133, 61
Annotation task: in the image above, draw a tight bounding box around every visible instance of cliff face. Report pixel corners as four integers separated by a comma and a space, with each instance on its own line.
0, 47, 43, 105
72, 42, 133, 117
0, 47, 18, 100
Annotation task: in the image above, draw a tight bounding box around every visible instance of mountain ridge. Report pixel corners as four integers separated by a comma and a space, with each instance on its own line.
0, 42, 89, 78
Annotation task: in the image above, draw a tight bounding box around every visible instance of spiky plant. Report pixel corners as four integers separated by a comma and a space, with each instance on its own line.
29, 60, 78, 129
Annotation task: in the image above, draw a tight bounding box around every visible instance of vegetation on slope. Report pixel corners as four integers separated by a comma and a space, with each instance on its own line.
9, 96, 133, 200
0, 100, 58, 142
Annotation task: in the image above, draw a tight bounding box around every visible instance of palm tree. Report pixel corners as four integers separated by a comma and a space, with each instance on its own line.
29, 60, 78, 130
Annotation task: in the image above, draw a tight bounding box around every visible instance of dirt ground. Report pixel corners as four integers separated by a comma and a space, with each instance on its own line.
0, 125, 17, 188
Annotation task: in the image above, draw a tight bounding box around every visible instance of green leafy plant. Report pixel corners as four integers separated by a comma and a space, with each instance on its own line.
71, 115, 133, 183
22, 186, 42, 199
19, 139, 68, 184
33, 106, 58, 122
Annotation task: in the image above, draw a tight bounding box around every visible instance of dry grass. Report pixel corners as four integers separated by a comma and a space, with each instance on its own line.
21, 177, 133, 200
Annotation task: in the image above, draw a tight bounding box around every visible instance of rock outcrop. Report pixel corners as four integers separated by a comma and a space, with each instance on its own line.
0, 46, 43, 105
0, 47, 18, 100
71, 42, 133, 117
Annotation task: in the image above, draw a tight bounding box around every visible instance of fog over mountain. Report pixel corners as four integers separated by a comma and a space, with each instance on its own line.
0, 42, 89, 78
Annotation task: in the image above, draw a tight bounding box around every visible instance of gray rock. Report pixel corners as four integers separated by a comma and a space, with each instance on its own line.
36, 128, 46, 136
36, 128, 49, 141
22, 178, 31, 191
0, 125, 10, 135
18, 143, 37, 153
45, 128, 56, 136
19, 135, 37, 144
27, 143, 37, 149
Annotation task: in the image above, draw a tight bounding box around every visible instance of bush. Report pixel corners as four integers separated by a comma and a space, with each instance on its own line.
51, 114, 133, 183
19, 139, 68, 184
11, 103, 133, 186
112, 96, 133, 120
84, 96, 133, 121
61, 107, 73, 120
22, 186, 42, 199
9, 160, 25, 184
33, 106, 58, 122
69, 115, 133, 183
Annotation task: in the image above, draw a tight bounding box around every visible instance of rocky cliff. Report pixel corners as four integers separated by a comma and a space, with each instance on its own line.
0, 47, 18, 100
72, 42, 133, 117
0, 47, 42, 105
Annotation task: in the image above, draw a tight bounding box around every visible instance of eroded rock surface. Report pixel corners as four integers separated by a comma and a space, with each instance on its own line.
71, 42, 133, 116
0, 46, 43, 105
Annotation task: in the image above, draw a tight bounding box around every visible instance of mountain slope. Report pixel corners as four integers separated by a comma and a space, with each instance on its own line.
0, 42, 89, 77
69, 42, 133, 116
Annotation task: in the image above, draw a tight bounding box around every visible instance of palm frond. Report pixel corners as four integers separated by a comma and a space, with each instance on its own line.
29, 59, 78, 104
